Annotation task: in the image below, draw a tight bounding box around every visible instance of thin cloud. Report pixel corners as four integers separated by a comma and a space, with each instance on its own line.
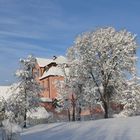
0, 0, 140, 85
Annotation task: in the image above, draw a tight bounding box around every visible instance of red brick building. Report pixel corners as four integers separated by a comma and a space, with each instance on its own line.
34, 56, 68, 111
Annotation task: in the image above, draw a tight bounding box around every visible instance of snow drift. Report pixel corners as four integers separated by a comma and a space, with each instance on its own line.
21, 116, 140, 140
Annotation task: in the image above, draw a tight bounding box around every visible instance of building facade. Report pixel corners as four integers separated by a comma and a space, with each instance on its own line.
34, 56, 68, 111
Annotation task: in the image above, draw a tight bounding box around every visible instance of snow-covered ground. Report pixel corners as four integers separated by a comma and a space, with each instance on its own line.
21, 116, 140, 140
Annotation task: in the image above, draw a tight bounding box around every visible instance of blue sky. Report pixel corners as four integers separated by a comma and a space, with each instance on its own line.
0, 0, 140, 85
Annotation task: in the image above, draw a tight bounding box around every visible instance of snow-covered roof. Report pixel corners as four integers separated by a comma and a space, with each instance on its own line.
27, 107, 50, 119
40, 97, 52, 103
40, 66, 69, 79
36, 56, 67, 67
36, 57, 54, 67
0, 86, 12, 100
54, 56, 67, 64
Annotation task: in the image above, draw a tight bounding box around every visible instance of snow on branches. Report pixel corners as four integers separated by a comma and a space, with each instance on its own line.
6, 55, 42, 127
67, 27, 138, 118
119, 76, 140, 117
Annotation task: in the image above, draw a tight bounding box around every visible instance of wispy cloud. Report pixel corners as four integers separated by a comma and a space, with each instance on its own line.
0, 0, 140, 85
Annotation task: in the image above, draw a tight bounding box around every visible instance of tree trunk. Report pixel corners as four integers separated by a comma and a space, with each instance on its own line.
68, 109, 71, 121
23, 108, 27, 128
77, 107, 81, 121
72, 104, 75, 121
103, 101, 109, 118
71, 94, 76, 121
89, 106, 93, 120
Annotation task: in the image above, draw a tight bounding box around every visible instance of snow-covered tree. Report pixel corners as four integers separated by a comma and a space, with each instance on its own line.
0, 97, 6, 124
119, 76, 140, 117
66, 64, 84, 121
67, 27, 137, 118
54, 65, 72, 121
6, 55, 42, 127
55, 64, 82, 121
2, 119, 22, 140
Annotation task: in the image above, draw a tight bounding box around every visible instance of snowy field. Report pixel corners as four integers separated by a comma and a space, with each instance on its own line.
21, 116, 140, 140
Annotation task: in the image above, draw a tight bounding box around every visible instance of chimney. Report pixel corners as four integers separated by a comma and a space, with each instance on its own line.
53, 56, 57, 60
